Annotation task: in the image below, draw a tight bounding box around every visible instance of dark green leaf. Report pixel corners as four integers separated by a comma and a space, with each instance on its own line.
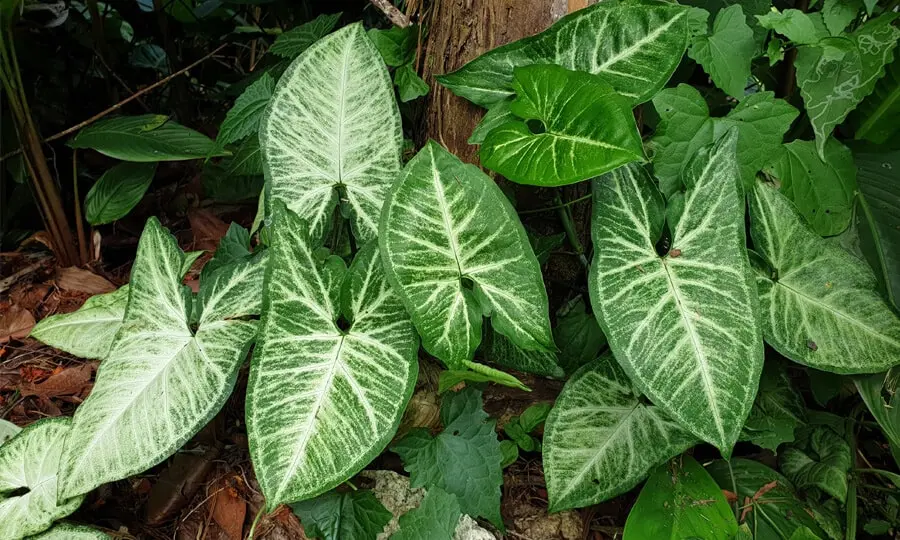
218, 73, 274, 146
391, 487, 460, 540
624, 456, 738, 540
484, 327, 564, 379
779, 425, 851, 502
394, 64, 429, 102
84, 162, 157, 225
740, 362, 806, 453
499, 440, 518, 468
855, 145, 900, 308
822, 0, 861, 36
688, 5, 756, 98
863, 520, 891, 536
853, 56, 900, 144
269, 13, 342, 58
856, 368, 900, 460
808, 369, 844, 406
129, 43, 167, 72
528, 232, 565, 265
553, 297, 606, 375
367, 26, 417, 67
203, 223, 252, 277
69, 115, 225, 162
221, 137, 264, 177
290, 490, 392, 540
202, 169, 263, 202
682, 0, 770, 50
790, 526, 825, 540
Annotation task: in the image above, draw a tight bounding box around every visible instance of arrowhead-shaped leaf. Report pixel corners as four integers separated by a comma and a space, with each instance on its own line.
0, 418, 84, 539
379, 141, 553, 367
748, 180, 900, 373
779, 425, 851, 502
58, 218, 261, 499
84, 162, 157, 225
30, 286, 128, 360
262, 23, 402, 244
589, 132, 764, 453
247, 204, 418, 509
479, 65, 643, 187
543, 354, 696, 512
436, 0, 689, 108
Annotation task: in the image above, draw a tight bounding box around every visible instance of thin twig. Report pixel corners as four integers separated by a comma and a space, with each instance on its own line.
369, 0, 410, 27
0, 43, 228, 162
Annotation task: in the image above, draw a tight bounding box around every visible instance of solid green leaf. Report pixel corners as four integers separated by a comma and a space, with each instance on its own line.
0, 418, 85, 539
682, 0, 770, 50
217, 73, 274, 146
480, 64, 643, 187
0, 419, 20, 446
822, 0, 861, 36
779, 425, 851, 502
623, 455, 738, 540
436, 0, 690, 108
391, 487, 461, 540
367, 26, 417, 67
808, 369, 844, 406
58, 218, 260, 499
202, 222, 251, 277
247, 205, 418, 510
519, 402, 552, 433
748, 180, 900, 373
468, 100, 514, 145
853, 56, 900, 144
503, 417, 539, 452
69, 115, 225, 162
756, 9, 827, 45
590, 132, 764, 453
30, 286, 128, 360
380, 141, 553, 368
130, 42, 167, 72
543, 355, 696, 512
499, 440, 519, 468
483, 327, 563, 379
29, 523, 110, 539
740, 361, 806, 453
269, 12, 342, 58
768, 36, 786, 65
290, 490, 392, 540
649, 85, 798, 196
529, 231, 565, 265
391, 386, 503, 528
84, 162, 157, 225
790, 526, 825, 540
764, 138, 856, 237
855, 146, 900, 308
394, 64, 429, 102
688, 5, 756, 99
460, 360, 530, 392
795, 15, 900, 158
553, 296, 606, 375
707, 459, 827, 540
437, 366, 528, 393
855, 368, 900, 457
263, 23, 402, 244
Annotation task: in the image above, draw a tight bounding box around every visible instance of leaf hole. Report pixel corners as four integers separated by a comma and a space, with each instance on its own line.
461, 276, 475, 291
336, 315, 352, 333
526, 119, 546, 135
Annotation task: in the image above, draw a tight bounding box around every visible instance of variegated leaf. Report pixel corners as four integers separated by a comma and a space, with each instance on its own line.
247, 204, 418, 509
436, 0, 689, 108
0, 418, 84, 539
748, 181, 900, 373
261, 23, 402, 244
30, 287, 128, 360
379, 141, 553, 367
589, 131, 764, 453
58, 219, 259, 499
30, 523, 110, 539
543, 354, 696, 512
197, 251, 269, 325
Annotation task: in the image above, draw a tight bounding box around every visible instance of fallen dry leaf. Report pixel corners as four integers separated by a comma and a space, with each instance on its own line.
0, 305, 35, 343
56, 267, 116, 295
722, 489, 738, 504
188, 208, 229, 252
211, 484, 247, 540
751, 480, 778, 502
20, 363, 93, 399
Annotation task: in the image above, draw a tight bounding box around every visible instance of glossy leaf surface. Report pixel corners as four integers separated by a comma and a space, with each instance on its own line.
84, 162, 157, 225
69, 115, 225, 162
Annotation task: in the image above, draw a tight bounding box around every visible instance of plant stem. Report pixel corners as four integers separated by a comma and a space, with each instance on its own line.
369, 0, 410, 27
519, 193, 592, 215
246, 506, 264, 540
72, 151, 89, 264
554, 193, 588, 268
846, 418, 858, 540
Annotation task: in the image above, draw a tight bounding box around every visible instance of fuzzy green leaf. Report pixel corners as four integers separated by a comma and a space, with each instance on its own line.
391, 487, 461, 540
269, 13, 342, 58
780, 425, 851, 502
84, 162, 157, 225
368, 26, 417, 67
69, 115, 225, 162
688, 5, 756, 99
740, 362, 807, 452
290, 490, 392, 540
217, 73, 274, 146
30, 286, 128, 360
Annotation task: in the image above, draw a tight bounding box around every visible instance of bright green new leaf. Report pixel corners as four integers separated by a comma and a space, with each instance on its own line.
748, 181, 900, 373
855, 146, 900, 308
707, 459, 827, 539
796, 15, 900, 158
380, 141, 553, 368
436, 0, 689, 108
367, 25, 417, 67
756, 9, 827, 45
590, 133, 764, 453
391, 386, 503, 528
623, 456, 738, 540
0, 418, 85, 539
484, 327, 563, 379
0, 419, 20, 446
290, 490, 392, 540
519, 403, 552, 433
437, 366, 528, 393
764, 138, 857, 237
480, 65, 643, 187
688, 5, 756, 99
262, 23, 402, 244
853, 56, 900, 144
269, 13, 342, 58
553, 296, 606, 375
394, 64, 429, 102
30, 286, 128, 360
543, 355, 696, 512
392, 487, 461, 540
822, 0, 861, 36
779, 425, 851, 502
69, 115, 226, 162
217, 73, 274, 146
247, 205, 418, 510
84, 162, 157, 225
58, 218, 261, 499
649, 85, 798, 196
30, 523, 110, 539
499, 440, 519, 468
740, 361, 806, 453
768, 37, 786, 65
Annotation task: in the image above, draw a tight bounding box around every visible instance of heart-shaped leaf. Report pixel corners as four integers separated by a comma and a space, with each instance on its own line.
30, 286, 128, 360
779, 425, 851, 502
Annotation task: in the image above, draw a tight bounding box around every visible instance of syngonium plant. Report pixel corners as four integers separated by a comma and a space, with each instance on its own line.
4, 0, 900, 537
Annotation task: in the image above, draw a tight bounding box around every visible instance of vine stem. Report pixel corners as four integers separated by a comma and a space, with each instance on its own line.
554, 193, 589, 268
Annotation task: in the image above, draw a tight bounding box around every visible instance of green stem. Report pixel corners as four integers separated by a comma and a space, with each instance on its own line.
846, 419, 858, 540
246, 506, 265, 540
554, 194, 588, 268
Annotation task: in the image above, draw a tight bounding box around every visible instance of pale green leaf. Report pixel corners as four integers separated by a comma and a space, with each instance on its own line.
84, 162, 157, 225
623, 456, 738, 540
790, 526, 825, 540
822, 0, 861, 36
855, 146, 900, 308
290, 490, 392, 540
740, 361, 806, 453
0, 418, 85, 539
756, 9, 827, 45
380, 141, 552, 368
29, 523, 110, 539
263, 23, 402, 244
853, 56, 900, 144
368, 26, 417, 67
764, 138, 856, 237
483, 327, 563, 379
436, 0, 690, 108
394, 64, 429, 102
688, 5, 756, 99
590, 133, 764, 453
553, 296, 606, 375
0, 419, 19, 446
69, 115, 225, 162
437, 367, 528, 393
468, 100, 513, 145
543, 355, 696, 512
480, 65, 643, 187
391, 487, 460, 540
30, 287, 128, 360
217, 73, 274, 146
247, 205, 418, 509
796, 15, 900, 158
779, 425, 851, 502
748, 181, 900, 373
58, 218, 259, 499
269, 13, 342, 58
